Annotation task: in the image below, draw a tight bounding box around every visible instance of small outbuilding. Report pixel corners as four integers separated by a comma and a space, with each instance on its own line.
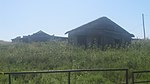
12, 30, 67, 43
65, 17, 134, 48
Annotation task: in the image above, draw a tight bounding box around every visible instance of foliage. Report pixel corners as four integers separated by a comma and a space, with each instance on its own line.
0, 40, 150, 83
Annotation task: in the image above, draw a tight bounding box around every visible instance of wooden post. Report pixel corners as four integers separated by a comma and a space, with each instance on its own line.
142, 14, 146, 39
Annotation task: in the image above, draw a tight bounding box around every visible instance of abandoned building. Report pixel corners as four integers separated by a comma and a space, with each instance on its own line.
12, 30, 67, 43
65, 17, 134, 48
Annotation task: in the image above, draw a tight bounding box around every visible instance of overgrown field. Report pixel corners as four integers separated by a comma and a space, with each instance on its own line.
0, 40, 150, 84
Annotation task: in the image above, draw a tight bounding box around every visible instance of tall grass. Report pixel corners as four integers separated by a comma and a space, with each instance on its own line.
0, 40, 150, 83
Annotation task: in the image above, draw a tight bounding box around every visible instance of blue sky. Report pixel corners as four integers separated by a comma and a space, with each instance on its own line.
0, 0, 150, 41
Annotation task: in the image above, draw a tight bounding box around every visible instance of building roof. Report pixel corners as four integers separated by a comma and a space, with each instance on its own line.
31, 30, 51, 37
65, 17, 134, 37
12, 30, 68, 42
